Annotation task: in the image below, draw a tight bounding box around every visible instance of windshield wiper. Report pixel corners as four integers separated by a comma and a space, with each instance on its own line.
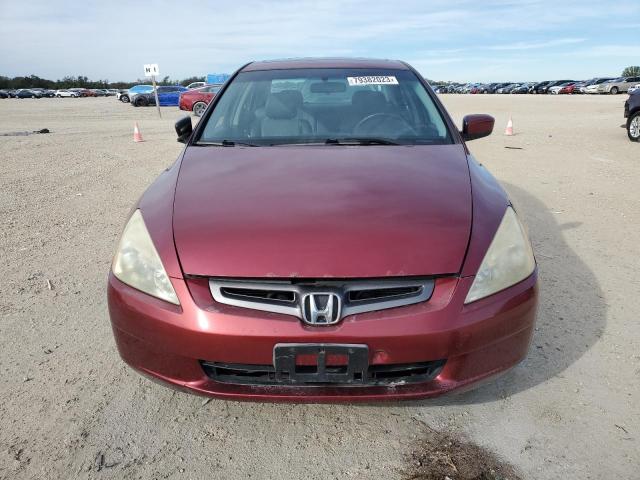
197, 139, 259, 147
324, 137, 400, 146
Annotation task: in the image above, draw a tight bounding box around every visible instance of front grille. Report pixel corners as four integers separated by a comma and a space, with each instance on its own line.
209, 277, 435, 324
221, 287, 296, 303
201, 359, 446, 386
348, 286, 422, 302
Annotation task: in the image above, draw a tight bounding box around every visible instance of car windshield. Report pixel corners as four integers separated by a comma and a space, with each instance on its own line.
198, 68, 452, 146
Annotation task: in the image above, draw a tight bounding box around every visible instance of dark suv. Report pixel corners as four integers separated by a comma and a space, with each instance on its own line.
624, 90, 640, 142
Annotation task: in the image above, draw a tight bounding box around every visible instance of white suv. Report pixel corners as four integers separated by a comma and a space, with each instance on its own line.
55, 90, 79, 98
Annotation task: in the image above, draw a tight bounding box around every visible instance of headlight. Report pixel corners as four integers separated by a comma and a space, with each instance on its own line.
465, 206, 535, 304
112, 210, 180, 305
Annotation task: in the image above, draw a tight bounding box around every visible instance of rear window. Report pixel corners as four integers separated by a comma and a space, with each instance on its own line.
198, 68, 452, 146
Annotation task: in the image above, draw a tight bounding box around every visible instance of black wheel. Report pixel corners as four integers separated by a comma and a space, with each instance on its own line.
610, 86, 619, 95
120, 95, 130, 103
192, 101, 207, 117
628, 112, 640, 142
134, 96, 148, 107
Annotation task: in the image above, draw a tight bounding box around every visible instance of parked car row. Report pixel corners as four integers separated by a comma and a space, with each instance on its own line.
116, 83, 223, 115
435, 76, 640, 95
117, 82, 213, 105
130, 85, 189, 107
0, 88, 121, 98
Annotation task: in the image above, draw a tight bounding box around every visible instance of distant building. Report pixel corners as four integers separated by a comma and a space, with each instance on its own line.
206, 73, 231, 84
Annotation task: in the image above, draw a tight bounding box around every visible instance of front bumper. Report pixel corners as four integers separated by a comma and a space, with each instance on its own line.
178, 96, 191, 111
108, 271, 538, 402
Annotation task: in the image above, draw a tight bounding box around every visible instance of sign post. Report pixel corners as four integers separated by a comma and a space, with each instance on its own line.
144, 64, 162, 118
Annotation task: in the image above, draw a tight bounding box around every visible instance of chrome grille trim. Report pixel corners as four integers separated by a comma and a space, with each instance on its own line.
209, 278, 435, 323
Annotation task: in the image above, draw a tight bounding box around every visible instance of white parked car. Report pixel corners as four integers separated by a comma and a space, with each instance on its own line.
55, 90, 79, 98
629, 84, 640, 94
583, 77, 614, 94
548, 83, 570, 94
186, 82, 206, 89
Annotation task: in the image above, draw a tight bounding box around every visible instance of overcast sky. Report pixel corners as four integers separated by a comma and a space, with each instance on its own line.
0, 0, 637, 82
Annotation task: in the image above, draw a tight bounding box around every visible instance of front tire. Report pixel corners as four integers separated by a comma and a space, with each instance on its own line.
134, 96, 148, 107
628, 112, 640, 142
610, 86, 619, 95
192, 101, 207, 117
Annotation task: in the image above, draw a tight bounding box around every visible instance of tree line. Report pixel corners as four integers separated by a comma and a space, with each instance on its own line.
622, 66, 640, 77
0, 74, 206, 90
2, 67, 638, 91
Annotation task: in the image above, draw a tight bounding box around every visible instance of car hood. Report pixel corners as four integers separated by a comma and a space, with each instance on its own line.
173, 144, 472, 278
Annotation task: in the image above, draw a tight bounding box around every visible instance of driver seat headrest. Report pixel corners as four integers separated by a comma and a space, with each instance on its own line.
265, 90, 304, 119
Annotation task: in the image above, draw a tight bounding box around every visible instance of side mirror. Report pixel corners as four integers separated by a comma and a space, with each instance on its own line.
175, 116, 193, 143
461, 114, 494, 141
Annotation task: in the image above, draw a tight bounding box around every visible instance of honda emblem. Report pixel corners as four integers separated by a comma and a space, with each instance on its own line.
302, 293, 341, 325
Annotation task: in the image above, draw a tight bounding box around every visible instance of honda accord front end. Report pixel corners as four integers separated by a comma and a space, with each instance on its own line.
107, 58, 538, 402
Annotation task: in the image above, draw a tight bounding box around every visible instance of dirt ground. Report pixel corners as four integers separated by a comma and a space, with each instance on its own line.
1, 94, 638, 480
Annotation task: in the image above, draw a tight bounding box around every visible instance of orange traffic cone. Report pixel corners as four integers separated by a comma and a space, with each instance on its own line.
133, 122, 144, 142
504, 116, 514, 136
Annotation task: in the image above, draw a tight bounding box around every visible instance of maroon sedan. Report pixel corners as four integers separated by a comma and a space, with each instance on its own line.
108, 58, 538, 402
179, 84, 222, 116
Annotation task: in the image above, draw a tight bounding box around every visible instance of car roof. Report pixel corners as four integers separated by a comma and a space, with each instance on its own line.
242, 57, 410, 72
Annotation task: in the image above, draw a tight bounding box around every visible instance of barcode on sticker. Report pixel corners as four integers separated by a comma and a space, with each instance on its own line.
347, 76, 399, 86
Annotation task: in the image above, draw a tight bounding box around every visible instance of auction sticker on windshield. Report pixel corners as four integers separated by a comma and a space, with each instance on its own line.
347, 76, 398, 86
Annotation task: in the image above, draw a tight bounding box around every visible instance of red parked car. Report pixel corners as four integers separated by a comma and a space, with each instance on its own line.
558, 83, 577, 94
179, 84, 222, 116
108, 58, 538, 402
77, 89, 97, 97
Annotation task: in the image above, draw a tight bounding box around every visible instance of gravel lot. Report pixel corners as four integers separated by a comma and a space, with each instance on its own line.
1, 95, 638, 479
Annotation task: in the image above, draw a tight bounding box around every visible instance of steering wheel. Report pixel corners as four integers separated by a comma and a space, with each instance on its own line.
353, 113, 417, 137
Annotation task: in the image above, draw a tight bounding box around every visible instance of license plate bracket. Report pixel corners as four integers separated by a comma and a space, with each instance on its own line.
274, 343, 369, 385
